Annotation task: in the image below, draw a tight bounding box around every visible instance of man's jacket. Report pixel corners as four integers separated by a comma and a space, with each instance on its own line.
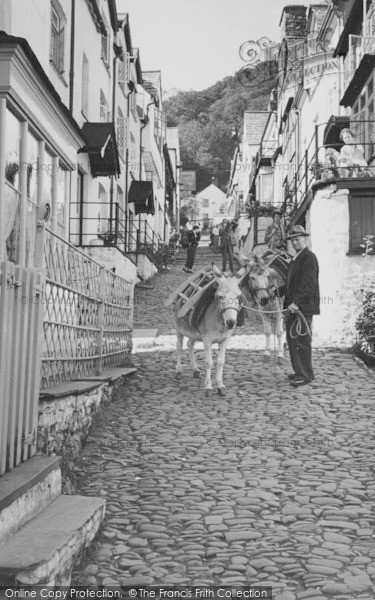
188, 230, 200, 247
284, 247, 320, 315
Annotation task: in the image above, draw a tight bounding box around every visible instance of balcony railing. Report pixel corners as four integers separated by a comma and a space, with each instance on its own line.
69, 202, 176, 270
281, 119, 375, 224
343, 35, 375, 90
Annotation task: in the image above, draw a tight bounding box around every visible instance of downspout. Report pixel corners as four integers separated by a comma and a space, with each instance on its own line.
110, 48, 120, 237
139, 100, 156, 239
69, 0, 75, 112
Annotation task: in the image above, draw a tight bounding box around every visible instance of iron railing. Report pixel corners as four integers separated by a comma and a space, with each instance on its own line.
69, 202, 176, 269
41, 227, 133, 388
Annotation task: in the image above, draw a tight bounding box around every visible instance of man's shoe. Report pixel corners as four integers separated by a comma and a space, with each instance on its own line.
291, 377, 313, 387
287, 373, 296, 380
183, 267, 188, 272
186, 268, 193, 273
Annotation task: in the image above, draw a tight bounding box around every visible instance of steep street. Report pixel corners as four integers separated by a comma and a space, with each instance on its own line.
71, 245, 375, 600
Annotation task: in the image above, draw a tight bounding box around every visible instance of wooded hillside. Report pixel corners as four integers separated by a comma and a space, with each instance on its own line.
164, 62, 277, 192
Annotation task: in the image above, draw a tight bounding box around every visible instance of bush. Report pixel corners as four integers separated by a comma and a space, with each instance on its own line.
354, 235, 375, 358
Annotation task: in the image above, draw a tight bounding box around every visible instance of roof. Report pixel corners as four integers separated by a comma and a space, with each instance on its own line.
117, 13, 133, 54
133, 48, 143, 84
142, 71, 162, 102
243, 112, 270, 145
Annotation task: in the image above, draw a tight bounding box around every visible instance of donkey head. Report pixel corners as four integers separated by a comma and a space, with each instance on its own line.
212, 265, 245, 329
245, 255, 277, 306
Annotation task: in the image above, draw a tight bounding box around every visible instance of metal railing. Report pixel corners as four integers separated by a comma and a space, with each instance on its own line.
69, 202, 177, 270
41, 227, 133, 388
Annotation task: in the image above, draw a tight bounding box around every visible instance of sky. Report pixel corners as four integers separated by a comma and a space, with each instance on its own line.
117, 0, 311, 92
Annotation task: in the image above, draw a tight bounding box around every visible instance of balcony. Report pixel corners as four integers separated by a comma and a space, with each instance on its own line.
341, 35, 375, 106
281, 118, 375, 224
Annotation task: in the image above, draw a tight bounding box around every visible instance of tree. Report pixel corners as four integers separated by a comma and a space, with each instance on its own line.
180, 193, 200, 223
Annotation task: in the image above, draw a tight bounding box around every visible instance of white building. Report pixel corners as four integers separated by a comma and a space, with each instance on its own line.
194, 183, 228, 229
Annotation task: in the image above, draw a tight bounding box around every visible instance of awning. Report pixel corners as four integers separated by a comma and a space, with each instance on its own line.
128, 181, 155, 215
340, 54, 375, 107
78, 122, 120, 177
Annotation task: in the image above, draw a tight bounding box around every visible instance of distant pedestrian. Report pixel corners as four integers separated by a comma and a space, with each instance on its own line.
212, 225, 220, 253
219, 220, 234, 273
183, 225, 200, 273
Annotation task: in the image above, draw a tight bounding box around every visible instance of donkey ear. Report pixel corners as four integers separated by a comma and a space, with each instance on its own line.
235, 266, 247, 279
212, 264, 224, 278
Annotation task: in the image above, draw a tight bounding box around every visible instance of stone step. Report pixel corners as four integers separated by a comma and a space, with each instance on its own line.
0, 494, 105, 586
0, 456, 61, 543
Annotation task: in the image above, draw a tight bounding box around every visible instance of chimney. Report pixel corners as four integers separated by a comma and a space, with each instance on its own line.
280, 5, 307, 40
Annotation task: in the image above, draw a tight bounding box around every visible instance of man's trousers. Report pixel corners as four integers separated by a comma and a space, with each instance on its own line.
286, 314, 314, 381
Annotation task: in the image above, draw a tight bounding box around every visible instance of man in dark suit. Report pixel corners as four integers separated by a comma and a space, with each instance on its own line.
183, 225, 201, 273
284, 225, 320, 387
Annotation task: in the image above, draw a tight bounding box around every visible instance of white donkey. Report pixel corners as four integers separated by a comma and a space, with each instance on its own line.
173, 265, 246, 396
244, 254, 286, 360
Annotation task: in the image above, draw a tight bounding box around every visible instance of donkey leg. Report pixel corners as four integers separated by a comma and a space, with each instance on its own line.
187, 338, 200, 378
259, 310, 272, 357
175, 331, 183, 379
203, 339, 214, 395
275, 307, 285, 359
216, 338, 230, 395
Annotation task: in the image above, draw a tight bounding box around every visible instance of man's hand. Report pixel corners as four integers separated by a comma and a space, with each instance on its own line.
288, 303, 299, 314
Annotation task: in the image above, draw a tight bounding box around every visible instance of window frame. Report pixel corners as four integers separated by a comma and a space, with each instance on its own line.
348, 188, 375, 254
50, 0, 65, 74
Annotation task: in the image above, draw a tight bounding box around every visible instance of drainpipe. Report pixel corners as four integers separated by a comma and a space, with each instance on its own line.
69, 0, 75, 112
110, 48, 121, 238
139, 99, 156, 241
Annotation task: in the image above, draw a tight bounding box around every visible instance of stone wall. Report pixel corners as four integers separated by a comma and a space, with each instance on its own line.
309, 185, 375, 347
37, 385, 106, 462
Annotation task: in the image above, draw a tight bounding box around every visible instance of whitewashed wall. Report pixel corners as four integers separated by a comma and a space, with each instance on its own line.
309, 185, 375, 347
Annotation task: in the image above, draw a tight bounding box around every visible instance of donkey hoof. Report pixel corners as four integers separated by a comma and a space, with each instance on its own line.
217, 387, 226, 396
277, 355, 285, 364
193, 370, 201, 379
175, 372, 182, 380
205, 389, 213, 398
263, 353, 271, 361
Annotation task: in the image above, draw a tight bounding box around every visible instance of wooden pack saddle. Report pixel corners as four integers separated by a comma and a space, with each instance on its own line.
164, 267, 217, 320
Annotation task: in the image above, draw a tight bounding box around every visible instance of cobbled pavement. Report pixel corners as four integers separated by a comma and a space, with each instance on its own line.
71, 247, 375, 599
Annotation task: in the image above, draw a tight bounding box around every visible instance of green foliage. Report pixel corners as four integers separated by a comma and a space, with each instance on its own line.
355, 235, 375, 356
164, 63, 277, 192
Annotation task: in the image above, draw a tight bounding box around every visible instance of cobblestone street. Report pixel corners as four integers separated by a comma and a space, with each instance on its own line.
72, 250, 375, 599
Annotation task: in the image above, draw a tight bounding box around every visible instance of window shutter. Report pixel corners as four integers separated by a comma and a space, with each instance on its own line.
58, 26, 65, 73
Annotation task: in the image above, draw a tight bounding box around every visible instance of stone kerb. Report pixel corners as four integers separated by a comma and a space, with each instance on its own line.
309, 185, 375, 347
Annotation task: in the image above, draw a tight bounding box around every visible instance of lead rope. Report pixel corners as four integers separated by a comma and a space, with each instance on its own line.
240, 302, 312, 339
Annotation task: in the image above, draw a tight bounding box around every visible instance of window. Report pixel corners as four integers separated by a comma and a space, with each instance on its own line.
57, 167, 68, 237
101, 16, 110, 67
352, 72, 375, 161
100, 90, 110, 122
50, 2, 65, 73
349, 190, 375, 252
202, 198, 209, 208
118, 52, 130, 89
130, 91, 137, 118
259, 172, 274, 204
117, 108, 126, 158
82, 53, 89, 117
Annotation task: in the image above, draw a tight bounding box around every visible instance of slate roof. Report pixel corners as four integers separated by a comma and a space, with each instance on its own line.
243, 112, 270, 145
